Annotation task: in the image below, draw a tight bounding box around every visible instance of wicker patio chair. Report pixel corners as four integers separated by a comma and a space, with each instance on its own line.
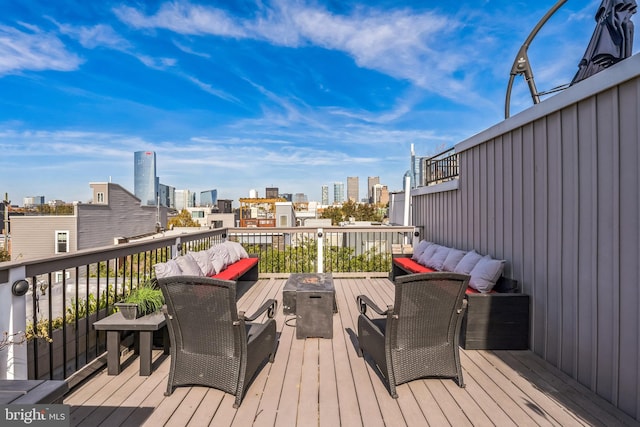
158, 276, 277, 408
356, 272, 469, 398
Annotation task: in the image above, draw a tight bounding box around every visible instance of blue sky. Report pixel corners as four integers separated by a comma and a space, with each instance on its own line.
1, 0, 637, 206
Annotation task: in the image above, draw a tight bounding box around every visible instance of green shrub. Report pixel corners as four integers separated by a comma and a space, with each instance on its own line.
121, 280, 164, 316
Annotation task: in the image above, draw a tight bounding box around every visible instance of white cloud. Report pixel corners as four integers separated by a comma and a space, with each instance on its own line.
114, 3, 246, 37
185, 75, 241, 103
0, 24, 83, 75
57, 23, 131, 50
112, 2, 473, 98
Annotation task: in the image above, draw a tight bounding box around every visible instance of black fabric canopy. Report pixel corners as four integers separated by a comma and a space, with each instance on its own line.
571, 0, 637, 85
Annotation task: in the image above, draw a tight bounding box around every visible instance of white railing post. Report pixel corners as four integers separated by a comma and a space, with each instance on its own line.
317, 228, 324, 273
0, 266, 28, 379
173, 236, 182, 257
413, 227, 421, 247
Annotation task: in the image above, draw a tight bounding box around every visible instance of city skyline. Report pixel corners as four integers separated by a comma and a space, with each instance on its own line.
2, 1, 638, 205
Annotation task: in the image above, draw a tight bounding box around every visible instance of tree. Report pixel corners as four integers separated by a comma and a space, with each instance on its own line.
167, 210, 199, 228
35, 204, 74, 215
320, 201, 384, 225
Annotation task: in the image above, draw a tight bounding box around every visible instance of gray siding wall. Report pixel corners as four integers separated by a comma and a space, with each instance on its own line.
411, 54, 640, 419
77, 184, 163, 250
11, 216, 78, 261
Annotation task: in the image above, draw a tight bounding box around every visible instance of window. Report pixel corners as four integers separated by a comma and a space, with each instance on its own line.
55, 271, 71, 283
55, 231, 69, 254
279, 215, 288, 227
97, 192, 105, 203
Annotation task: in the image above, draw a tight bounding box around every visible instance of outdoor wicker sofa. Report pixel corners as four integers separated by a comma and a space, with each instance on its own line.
392, 241, 530, 350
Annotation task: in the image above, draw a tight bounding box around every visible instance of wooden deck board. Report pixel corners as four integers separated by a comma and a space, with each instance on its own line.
62, 277, 638, 427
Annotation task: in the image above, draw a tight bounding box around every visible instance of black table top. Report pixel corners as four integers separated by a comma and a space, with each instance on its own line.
93, 310, 166, 331
284, 273, 334, 292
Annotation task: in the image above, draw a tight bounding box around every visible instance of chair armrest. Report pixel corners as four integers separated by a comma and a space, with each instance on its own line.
243, 299, 278, 321
356, 295, 390, 316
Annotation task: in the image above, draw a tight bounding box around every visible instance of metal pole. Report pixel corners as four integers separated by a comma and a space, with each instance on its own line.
505, 0, 568, 118
3, 192, 9, 251
317, 228, 324, 273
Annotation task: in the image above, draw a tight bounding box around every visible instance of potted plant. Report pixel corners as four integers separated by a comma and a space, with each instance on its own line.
115, 280, 164, 320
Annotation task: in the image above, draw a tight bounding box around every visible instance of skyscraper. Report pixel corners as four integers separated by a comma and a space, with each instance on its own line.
347, 176, 359, 202
134, 151, 157, 206
333, 182, 344, 204
321, 185, 329, 205
200, 189, 218, 206
175, 190, 195, 211
372, 183, 389, 205
367, 176, 380, 203
410, 143, 423, 188
158, 183, 174, 208
293, 193, 308, 203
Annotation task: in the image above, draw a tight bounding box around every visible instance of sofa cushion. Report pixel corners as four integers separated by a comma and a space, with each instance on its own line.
469, 255, 506, 293
394, 257, 436, 274
188, 251, 216, 276
213, 257, 259, 281
454, 250, 483, 275
153, 259, 183, 279
208, 244, 232, 269
412, 240, 432, 261
418, 244, 439, 266
210, 255, 225, 275
424, 245, 450, 271
175, 253, 204, 276
443, 248, 467, 272
226, 241, 249, 259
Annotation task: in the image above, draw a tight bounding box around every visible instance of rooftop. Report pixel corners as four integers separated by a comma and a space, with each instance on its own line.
64, 277, 634, 426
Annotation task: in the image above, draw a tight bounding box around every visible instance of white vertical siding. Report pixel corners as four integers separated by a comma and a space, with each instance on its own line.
411, 55, 640, 420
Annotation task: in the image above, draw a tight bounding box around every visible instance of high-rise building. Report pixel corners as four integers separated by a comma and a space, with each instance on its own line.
321, 185, 329, 205
367, 176, 380, 203
293, 193, 308, 203
347, 177, 359, 202
410, 144, 424, 188
23, 196, 45, 207
158, 184, 174, 208
372, 183, 389, 205
265, 187, 279, 199
200, 189, 218, 206
134, 151, 158, 206
175, 190, 195, 211
333, 182, 344, 204
281, 193, 293, 202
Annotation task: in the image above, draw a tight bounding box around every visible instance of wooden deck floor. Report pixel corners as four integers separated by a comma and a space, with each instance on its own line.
64, 277, 638, 426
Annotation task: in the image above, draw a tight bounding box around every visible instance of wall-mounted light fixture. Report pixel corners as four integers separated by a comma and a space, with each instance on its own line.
12, 279, 30, 296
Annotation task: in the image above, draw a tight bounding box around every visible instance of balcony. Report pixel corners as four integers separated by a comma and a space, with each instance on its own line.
1, 227, 635, 425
